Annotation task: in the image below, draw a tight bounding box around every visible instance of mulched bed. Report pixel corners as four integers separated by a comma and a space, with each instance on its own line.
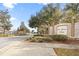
25, 37, 79, 45
50, 40, 79, 45
54, 48, 79, 56
24, 40, 79, 45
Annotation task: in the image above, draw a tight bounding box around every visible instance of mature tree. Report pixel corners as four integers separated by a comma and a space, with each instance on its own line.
29, 4, 62, 35
40, 4, 62, 34
29, 14, 44, 34
17, 21, 30, 35
0, 10, 12, 34
62, 3, 79, 37
29, 15, 41, 28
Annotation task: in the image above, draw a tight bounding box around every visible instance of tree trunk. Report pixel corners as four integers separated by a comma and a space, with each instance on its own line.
52, 26, 54, 35
71, 23, 75, 37
37, 27, 40, 35
48, 23, 55, 35
52, 23, 55, 35
3, 28, 5, 34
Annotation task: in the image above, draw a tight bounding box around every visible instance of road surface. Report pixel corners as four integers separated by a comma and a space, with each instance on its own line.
0, 36, 79, 56
0, 36, 56, 56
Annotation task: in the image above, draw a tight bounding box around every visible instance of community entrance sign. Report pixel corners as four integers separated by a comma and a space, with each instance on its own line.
54, 23, 71, 37
75, 22, 79, 38
48, 22, 79, 38
56, 25, 68, 35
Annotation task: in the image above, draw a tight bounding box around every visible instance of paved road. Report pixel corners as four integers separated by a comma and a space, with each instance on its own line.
0, 36, 56, 56
0, 36, 79, 56
0, 36, 30, 48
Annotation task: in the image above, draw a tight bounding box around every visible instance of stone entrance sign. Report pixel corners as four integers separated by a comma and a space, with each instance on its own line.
56, 25, 68, 35
54, 23, 71, 36
75, 22, 79, 38
48, 22, 79, 38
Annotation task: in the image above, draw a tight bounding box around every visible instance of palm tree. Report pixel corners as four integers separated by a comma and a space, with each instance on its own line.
62, 3, 79, 37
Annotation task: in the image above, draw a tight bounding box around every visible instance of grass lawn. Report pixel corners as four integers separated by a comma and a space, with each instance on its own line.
0, 34, 15, 37
54, 48, 79, 56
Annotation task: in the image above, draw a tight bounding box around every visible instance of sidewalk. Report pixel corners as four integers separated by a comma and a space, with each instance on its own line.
0, 41, 79, 56
22, 42, 79, 49
0, 41, 56, 56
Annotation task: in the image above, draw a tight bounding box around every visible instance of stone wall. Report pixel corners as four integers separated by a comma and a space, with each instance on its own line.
48, 22, 79, 38
48, 26, 53, 35
0, 27, 4, 34
54, 23, 71, 37
75, 22, 79, 38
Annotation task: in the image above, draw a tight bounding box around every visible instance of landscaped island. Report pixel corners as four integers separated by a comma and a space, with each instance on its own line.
54, 48, 79, 56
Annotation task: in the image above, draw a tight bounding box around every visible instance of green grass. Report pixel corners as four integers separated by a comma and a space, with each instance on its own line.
0, 34, 15, 37
54, 48, 79, 56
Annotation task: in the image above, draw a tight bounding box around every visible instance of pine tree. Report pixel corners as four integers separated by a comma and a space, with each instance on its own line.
17, 21, 30, 35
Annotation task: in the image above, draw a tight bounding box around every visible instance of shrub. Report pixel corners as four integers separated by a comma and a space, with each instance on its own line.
50, 35, 68, 41
29, 36, 52, 42
33, 34, 49, 37
29, 34, 68, 42
34, 34, 44, 37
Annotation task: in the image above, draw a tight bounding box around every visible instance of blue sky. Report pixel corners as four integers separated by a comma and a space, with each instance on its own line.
0, 3, 65, 31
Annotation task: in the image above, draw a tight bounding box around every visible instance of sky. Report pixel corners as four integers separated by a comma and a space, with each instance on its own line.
0, 3, 65, 32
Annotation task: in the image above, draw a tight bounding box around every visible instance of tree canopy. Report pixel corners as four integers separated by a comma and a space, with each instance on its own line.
0, 10, 12, 33
17, 21, 30, 35
29, 3, 79, 36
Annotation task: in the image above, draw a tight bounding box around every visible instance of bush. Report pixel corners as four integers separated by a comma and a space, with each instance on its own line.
50, 35, 68, 41
34, 34, 49, 37
34, 34, 44, 37
29, 37, 52, 42
29, 34, 68, 42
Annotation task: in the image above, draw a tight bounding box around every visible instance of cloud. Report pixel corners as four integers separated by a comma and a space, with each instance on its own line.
41, 3, 49, 5
10, 17, 18, 31
0, 0, 79, 3
10, 17, 17, 21
2, 3, 17, 9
